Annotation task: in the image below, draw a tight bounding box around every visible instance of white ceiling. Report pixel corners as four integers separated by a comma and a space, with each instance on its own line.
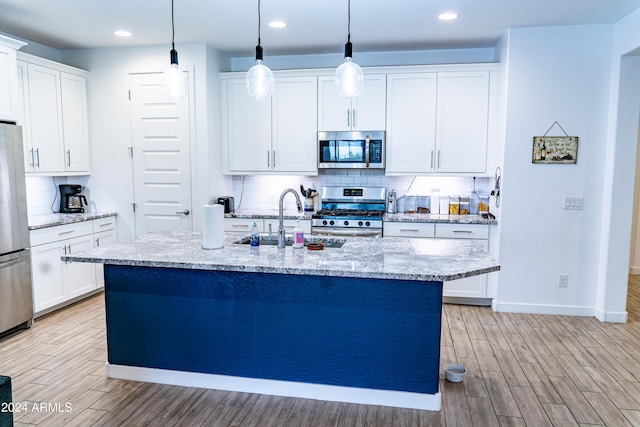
0, 0, 638, 56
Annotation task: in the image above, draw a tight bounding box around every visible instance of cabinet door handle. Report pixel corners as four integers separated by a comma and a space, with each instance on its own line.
437, 150, 441, 169
400, 229, 420, 232
347, 109, 351, 127
267, 150, 270, 168
430, 150, 434, 170
273, 150, 276, 169
353, 109, 357, 128
30, 148, 35, 167
35, 148, 40, 167
452, 230, 473, 234
96, 237, 100, 247
66, 149, 71, 167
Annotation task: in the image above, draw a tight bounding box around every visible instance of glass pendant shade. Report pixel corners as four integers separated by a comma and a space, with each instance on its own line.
335, 56, 364, 98
162, 55, 187, 102
246, 59, 274, 100
335, 0, 363, 98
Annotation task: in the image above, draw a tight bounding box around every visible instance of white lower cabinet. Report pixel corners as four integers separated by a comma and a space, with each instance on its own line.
93, 217, 117, 290
384, 222, 490, 301
30, 217, 116, 315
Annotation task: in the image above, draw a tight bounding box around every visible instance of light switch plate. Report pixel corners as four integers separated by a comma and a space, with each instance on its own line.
558, 274, 569, 287
563, 196, 583, 210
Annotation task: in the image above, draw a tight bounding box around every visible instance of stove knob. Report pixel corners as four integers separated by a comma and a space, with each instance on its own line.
329, 220, 335, 226
322, 220, 328, 225
344, 220, 349, 226
358, 221, 363, 226
365, 221, 371, 227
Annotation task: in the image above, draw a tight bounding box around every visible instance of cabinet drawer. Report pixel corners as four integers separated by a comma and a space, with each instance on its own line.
224, 218, 262, 233
264, 219, 311, 235
30, 221, 93, 246
383, 222, 435, 238
435, 223, 488, 239
93, 216, 116, 232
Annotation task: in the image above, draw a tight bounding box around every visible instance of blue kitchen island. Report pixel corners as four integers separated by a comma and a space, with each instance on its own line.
64, 232, 499, 411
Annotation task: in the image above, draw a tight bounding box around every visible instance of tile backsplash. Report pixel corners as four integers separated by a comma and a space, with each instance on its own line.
25, 176, 59, 216
228, 171, 492, 212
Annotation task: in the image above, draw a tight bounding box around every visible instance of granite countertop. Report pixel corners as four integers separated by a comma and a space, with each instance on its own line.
225, 209, 314, 220
226, 210, 497, 225
29, 212, 117, 230
62, 231, 500, 282
385, 213, 498, 225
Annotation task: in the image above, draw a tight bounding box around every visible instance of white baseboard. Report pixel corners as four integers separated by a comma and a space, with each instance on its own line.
492, 301, 595, 317
106, 363, 442, 411
630, 267, 640, 275
493, 301, 628, 323
595, 307, 628, 323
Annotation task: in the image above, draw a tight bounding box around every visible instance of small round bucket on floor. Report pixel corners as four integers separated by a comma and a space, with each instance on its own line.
444, 364, 467, 382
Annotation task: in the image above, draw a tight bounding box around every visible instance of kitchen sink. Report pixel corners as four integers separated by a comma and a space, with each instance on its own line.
233, 235, 346, 248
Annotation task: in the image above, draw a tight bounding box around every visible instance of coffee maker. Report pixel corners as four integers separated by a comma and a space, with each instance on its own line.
59, 184, 88, 213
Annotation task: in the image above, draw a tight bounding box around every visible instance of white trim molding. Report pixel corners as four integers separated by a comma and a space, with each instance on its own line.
106, 363, 442, 411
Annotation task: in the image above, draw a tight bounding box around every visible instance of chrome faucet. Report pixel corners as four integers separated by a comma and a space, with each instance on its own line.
278, 188, 303, 248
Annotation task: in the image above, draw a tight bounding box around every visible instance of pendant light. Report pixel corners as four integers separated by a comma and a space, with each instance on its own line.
161, 0, 187, 102
246, 0, 274, 100
335, 0, 364, 98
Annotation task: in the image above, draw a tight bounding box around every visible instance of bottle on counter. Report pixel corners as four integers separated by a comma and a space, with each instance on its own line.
449, 195, 460, 215
293, 220, 304, 249
440, 195, 449, 215
431, 189, 440, 214
250, 222, 260, 247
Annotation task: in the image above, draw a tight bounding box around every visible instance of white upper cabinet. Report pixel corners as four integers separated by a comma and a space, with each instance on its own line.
222, 74, 318, 174
386, 68, 492, 175
271, 75, 318, 173
436, 71, 490, 173
17, 53, 90, 175
318, 74, 386, 131
0, 35, 26, 122
224, 78, 271, 173
60, 72, 90, 173
385, 73, 438, 174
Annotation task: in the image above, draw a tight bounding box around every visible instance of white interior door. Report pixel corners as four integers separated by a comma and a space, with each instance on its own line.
129, 72, 192, 236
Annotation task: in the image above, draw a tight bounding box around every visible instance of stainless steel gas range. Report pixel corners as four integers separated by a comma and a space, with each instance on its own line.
311, 186, 386, 237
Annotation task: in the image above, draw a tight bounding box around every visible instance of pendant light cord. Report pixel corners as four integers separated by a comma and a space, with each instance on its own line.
171, 0, 176, 50
347, 0, 351, 43
257, 0, 262, 46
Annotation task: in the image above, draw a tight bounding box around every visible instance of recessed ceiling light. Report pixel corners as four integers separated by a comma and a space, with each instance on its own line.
268, 21, 287, 29
114, 30, 132, 37
438, 12, 459, 21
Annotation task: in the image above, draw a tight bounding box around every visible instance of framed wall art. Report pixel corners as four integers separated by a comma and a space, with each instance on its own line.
532, 121, 579, 164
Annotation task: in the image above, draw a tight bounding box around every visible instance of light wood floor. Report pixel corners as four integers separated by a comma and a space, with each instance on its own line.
3, 283, 640, 426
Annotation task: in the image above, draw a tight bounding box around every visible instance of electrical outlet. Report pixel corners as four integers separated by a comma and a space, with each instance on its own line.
558, 274, 569, 287
563, 196, 583, 210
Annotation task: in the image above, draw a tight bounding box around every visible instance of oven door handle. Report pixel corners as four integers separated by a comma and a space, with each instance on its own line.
312, 228, 381, 237
365, 134, 370, 168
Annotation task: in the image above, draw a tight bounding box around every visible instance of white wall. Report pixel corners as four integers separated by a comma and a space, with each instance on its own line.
495, 25, 613, 316
60, 43, 230, 241
595, 7, 640, 321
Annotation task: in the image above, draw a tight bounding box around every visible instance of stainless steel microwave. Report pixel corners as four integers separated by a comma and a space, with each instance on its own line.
318, 131, 385, 169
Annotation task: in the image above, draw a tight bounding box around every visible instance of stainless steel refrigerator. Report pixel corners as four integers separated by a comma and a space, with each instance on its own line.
0, 122, 33, 336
